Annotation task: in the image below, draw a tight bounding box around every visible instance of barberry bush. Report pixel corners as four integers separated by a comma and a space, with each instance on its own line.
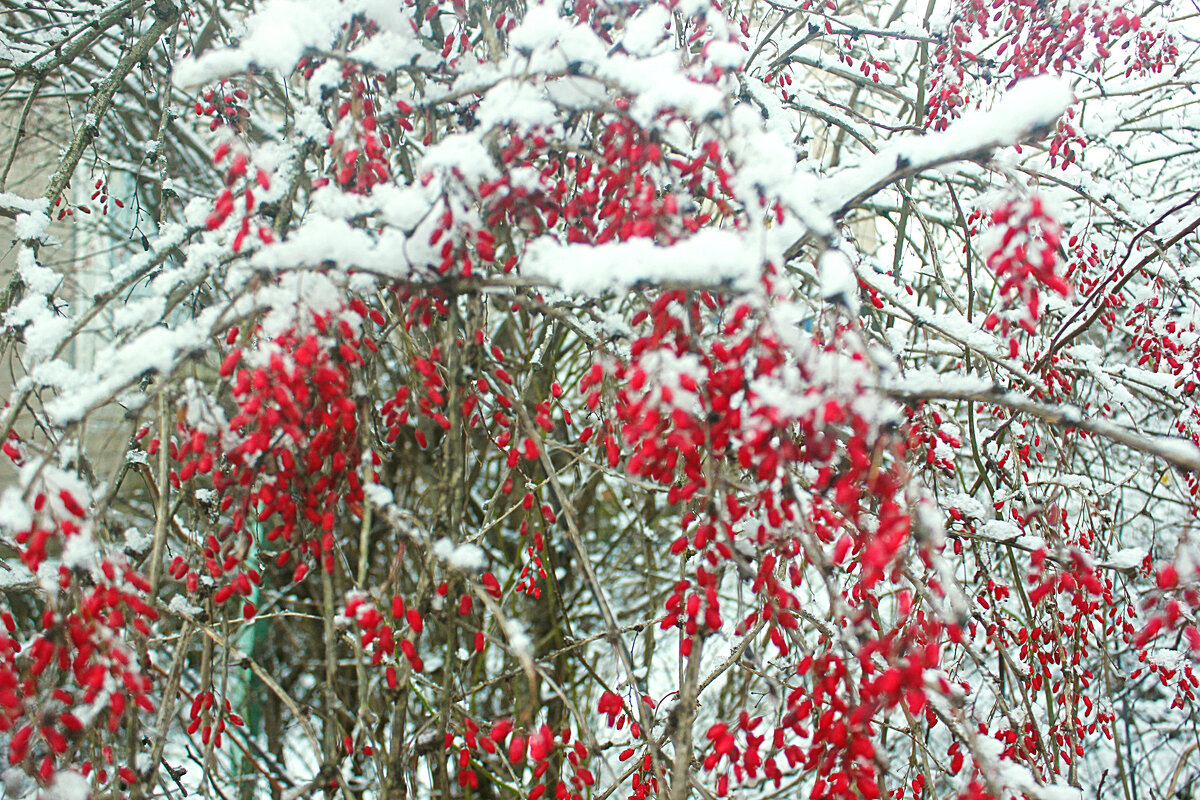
0, 0, 1196, 799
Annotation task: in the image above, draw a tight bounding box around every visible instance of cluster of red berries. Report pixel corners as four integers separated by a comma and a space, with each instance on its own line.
206, 141, 273, 251
979, 195, 1070, 354
4, 487, 158, 792
907, 404, 964, 474
927, 0, 1175, 136
167, 306, 375, 612
578, 279, 947, 799
185, 690, 244, 749
194, 82, 251, 132
51, 175, 126, 222
344, 592, 429, 682
448, 718, 595, 799
600, 691, 661, 800
325, 67, 391, 194
474, 119, 713, 255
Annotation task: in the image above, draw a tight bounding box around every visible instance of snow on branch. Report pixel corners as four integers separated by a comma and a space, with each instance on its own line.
883, 374, 1200, 473
821, 75, 1075, 215
175, 0, 348, 85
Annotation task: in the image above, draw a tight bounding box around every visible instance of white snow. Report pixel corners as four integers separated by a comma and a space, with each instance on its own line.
622, 5, 671, 56
123, 526, 153, 554
818, 248, 859, 311
501, 616, 533, 659
0, 562, 34, 589
981, 519, 1021, 543
523, 228, 762, 293
13, 210, 49, 241
476, 81, 558, 130
1104, 547, 1148, 570
169, 594, 204, 617
176, 0, 344, 84
0, 487, 32, 533
43, 769, 90, 800
364, 483, 394, 509
433, 539, 487, 571
61, 531, 96, 571
0, 193, 45, 215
